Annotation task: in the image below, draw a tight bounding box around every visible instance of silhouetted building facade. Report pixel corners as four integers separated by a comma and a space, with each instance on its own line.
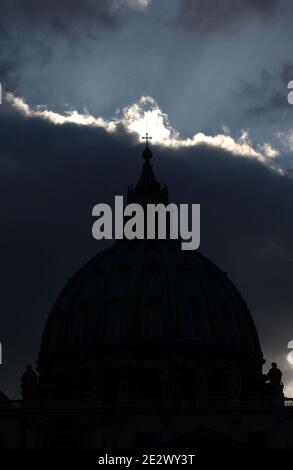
0, 140, 292, 450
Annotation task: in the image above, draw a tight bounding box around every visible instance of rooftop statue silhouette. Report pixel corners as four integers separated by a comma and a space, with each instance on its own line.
21, 364, 38, 401
266, 362, 283, 396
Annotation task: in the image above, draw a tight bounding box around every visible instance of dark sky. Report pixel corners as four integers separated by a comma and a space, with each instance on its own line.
0, 0, 293, 398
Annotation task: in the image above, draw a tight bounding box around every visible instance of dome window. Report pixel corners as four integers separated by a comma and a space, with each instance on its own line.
148, 294, 161, 309
78, 301, 88, 313
148, 259, 160, 273
177, 260, 192, 274
118, 261, 130, 273
109, 296, 124, 306
190, 296, 200, 315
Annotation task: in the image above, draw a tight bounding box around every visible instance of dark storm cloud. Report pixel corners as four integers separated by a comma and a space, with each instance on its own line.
239, 60, 293, 117
0, 0, 132, 108
177, 0, 282, 33
0, 98, 293, 395
0, 0, 123, 34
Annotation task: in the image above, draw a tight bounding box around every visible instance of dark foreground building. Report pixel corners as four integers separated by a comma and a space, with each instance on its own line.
0, 141, 292, 450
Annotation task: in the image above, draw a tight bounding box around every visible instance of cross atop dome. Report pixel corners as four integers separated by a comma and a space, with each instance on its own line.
142, 132, 152, 147
142, 133, 153, 160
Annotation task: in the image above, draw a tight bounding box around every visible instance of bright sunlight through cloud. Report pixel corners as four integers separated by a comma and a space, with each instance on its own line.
7, 93, 280, 169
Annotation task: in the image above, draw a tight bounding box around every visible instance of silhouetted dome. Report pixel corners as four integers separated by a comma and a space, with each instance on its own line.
38, 141, 264, 402
40, 239, 262, 361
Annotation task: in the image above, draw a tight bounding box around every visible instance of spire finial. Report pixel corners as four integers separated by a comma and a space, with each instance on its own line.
142, 132, 152, 147
127, 133, 169, 205
142, 133, 153, 160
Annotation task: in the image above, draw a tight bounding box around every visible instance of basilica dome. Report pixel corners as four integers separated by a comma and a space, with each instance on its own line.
38, 140, 264, 401
40, 238, 262, 362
